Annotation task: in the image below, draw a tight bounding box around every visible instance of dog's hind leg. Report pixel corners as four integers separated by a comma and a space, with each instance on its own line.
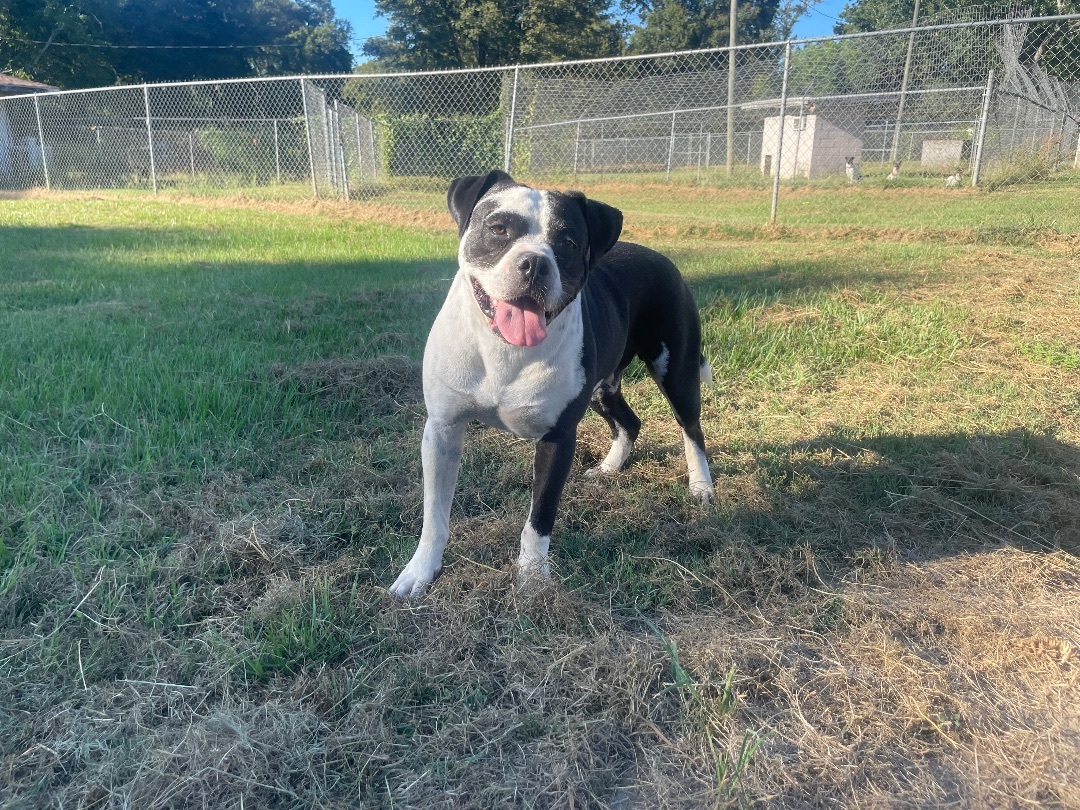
584, 373, 641, 478
653, 350, 714, 503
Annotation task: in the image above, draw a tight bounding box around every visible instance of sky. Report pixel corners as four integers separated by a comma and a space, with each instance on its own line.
331, 0, 851, 63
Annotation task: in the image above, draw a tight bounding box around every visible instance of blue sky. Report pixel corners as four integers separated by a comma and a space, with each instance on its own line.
332, 0, 850, 62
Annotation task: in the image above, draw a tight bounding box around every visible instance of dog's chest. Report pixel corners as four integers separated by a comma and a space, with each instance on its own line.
475, 353, 583, 437
425, 290, 586, 439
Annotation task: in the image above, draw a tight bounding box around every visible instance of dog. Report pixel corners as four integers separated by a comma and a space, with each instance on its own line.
389, 170, 714, 599
845, 157, 862, 183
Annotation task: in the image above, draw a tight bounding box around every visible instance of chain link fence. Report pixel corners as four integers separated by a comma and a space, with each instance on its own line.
1, 13, 1077, 222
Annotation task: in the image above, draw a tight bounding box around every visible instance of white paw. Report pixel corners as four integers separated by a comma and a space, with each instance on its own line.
515, 554, 551, 585
389, 554, 442, 600
583, 463, 616, 479
690, 483, 715, 505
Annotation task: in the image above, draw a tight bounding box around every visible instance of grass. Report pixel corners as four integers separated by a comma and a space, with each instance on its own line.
1, 184, 1079, 808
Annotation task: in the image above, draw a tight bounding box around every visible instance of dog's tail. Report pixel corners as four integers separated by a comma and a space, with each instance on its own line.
699, 355, 713, 386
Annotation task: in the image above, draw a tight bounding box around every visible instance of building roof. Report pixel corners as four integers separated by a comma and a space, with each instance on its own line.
0, 73, 60, 96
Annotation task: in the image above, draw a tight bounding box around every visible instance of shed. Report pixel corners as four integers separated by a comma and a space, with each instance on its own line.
0, 73, 59, 97
921, 139, 969, 167
760, 113, 863, 180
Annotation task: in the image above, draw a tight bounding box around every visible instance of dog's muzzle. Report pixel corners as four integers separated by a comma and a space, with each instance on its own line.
471, 276, 552, 348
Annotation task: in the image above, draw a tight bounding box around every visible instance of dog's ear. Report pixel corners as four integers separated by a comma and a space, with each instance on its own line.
447, 170, 515, 236
572, 194, 622, 269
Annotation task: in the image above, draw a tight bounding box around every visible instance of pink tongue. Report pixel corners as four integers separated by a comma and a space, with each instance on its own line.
493, 298, 547, 347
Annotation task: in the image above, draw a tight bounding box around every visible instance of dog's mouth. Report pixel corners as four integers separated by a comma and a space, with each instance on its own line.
471, 277, 550, 347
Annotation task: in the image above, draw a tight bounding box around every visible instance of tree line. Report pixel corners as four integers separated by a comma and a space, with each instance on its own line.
360, 0, 782, 71
2, 0, 1076, 89
0, 0, 353, 89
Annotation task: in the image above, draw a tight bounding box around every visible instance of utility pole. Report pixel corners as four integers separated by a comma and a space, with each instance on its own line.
726, 0, 737, 175
891, 0, 920, 163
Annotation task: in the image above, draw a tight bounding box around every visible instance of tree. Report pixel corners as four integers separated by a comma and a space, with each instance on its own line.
0, 0, 115, 88
362, 0, 624, 70
833, 0, 949, 33
835, 0, 1080, 35
519, 0, 625, 63
833, 0, 1080, 74
625, 0, 780, 54
0, 0, 353, 89
86, 0, 353, 84
768, 0, 826, 40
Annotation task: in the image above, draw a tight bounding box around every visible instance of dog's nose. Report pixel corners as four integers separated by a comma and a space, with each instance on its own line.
516, 254, 543, 281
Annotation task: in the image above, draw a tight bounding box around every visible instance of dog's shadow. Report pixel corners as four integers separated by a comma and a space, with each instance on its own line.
543, 425, 1080, 607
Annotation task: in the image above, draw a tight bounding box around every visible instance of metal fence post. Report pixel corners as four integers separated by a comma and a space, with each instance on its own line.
32, 94, 50, 190
770, 41, 792, 225
726, 0, 736, 174
273, 119, 282, 184
332, 104, 340, 197
300, 78, 318, 198
573, 121, 580, 176
505, 67, 520, 174
354, 113, 363, 185
368, 118, 377, 181
334, 100, 349, 200
696, 124, 704, 181
666, 111, 677, 181
972, 69, 994, 188
321, 99, 333, 194
143, 85, 158, 196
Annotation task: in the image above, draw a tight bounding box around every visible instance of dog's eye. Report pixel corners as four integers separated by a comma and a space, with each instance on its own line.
489, 223, 507, 236
563, 236, 579, 251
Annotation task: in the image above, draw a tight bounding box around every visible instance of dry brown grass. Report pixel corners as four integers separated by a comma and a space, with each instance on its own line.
7, 539, 1076, 808
668, 549, 1080, 807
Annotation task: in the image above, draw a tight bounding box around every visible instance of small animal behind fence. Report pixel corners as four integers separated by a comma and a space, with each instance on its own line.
845, 157, 863, 184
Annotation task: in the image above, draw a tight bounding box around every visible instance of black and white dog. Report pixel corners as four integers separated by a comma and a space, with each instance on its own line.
390, 170, 714, 599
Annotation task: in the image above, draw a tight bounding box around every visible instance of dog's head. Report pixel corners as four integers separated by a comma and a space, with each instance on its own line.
447, 170, 622, 348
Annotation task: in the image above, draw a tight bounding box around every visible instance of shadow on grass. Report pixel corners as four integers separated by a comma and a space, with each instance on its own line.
545, 426, 1080, 613
684, 259, 918, 306
0, 223, 455, 300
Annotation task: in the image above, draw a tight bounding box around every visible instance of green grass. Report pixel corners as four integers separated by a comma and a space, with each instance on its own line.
1, 189, 1079, 809
1, 201, 453, 565
1018, 340, 1080, 371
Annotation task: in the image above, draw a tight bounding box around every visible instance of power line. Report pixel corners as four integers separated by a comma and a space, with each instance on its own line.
805, 5, 841, 23
1, 36, 306, 50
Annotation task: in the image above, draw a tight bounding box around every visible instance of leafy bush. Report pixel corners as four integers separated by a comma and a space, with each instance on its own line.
984, 137, 1067, 191
199, 125, 307, 183
383, 112, 503, 177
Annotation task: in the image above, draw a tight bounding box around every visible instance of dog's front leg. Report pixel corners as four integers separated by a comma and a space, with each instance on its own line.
517, 428, 577, 581
390, 418, 467, 599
